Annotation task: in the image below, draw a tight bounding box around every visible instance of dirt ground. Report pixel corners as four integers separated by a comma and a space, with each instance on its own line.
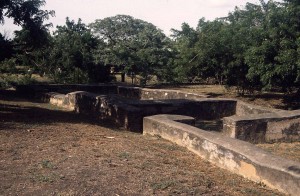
0, 90, 285, 195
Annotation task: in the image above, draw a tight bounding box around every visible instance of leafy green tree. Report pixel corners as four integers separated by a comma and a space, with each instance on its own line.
196, 20, 232, 85
172, 0, 300, 94
275, 0, 300, 92
1, 0, 54, 50
90, 15, 172, 85
223, 2, 267, 93
245, 0, 300, 92
0, 0, 54, 87
172, 19, 233, 85
47, 18, 110, 83
170, 22, 199, 82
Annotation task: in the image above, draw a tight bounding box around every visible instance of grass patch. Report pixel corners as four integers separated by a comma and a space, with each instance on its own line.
240, 188, 264, 195
256, 142, 300, 162
118, 151, 131, 159
30, 173, 58, 183
40, 160, 55, 169
151, 179, 177, 191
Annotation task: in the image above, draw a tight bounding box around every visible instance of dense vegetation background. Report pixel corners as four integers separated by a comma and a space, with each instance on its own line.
0, 0, 299, 94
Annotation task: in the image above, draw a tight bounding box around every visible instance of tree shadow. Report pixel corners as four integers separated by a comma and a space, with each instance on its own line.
282, 96, 300, 110
239, 92, 300, 110
206, 93, 223, 98
0, 98, 121, 132
240, 92, 285, 99
0, 89, 48, 104
195, 119, 223, 132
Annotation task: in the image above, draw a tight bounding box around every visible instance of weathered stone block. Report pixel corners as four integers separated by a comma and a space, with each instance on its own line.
223, 111, 300, 143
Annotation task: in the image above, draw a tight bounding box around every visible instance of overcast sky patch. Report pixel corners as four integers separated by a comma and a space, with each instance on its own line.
1, 0, 261, 37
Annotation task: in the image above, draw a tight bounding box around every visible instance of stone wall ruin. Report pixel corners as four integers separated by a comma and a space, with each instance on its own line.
23, 84, 299, 144
16, 84, 300, 195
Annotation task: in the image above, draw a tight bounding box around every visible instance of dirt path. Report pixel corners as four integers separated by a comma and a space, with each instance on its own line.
0, 91, 284, 195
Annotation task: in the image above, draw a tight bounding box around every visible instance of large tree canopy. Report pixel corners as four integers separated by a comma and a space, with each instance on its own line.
90, 15, 173, 84
46, 18, 111, 83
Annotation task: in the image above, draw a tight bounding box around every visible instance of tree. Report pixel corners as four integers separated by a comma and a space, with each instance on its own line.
172, 19, 233, 85
171, 0, 300, 94
1, 0, 54, 49
170, 22, 199, 82
47, 18, 111, 83
0, 33, 13, 61
90, 15, 172, 85
0, 0, 55, 86
222, 2, 267, 93
245, 0, 300, 92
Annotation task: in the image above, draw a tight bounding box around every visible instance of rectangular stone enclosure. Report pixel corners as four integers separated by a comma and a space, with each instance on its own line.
21, 84, 300, 144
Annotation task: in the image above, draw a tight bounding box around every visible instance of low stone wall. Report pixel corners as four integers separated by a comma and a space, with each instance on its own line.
32, 86, 300, 194
45, 91, 237, 132
117, 86, 210, 100
16, 84, 117, 95
223, 110, 300, 143
43, 91, 83, 111
19, 84, 210, 100
46, 91, 143, 131
143, 114, 300, 196
27, 84, 299, 143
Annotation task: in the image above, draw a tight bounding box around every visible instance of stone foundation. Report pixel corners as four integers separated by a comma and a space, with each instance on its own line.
31, 84, 300, 143
46, 91, 236, 132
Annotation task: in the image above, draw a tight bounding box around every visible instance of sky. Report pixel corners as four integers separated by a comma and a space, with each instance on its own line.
1, 0, 261, 38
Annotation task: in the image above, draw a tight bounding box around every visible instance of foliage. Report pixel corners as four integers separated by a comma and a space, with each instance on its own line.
170, 22, 199, 82
90, 15, 173, 85
0, 73, 38, 89
1, 1, 300, 92
171, 0, 300, 93
0, 0, 55, 88
0, 58, 18, 73
0, 0, 55, 50
243, 0, 300, 92
0, 33, 13, 61
47, 18, 111, 84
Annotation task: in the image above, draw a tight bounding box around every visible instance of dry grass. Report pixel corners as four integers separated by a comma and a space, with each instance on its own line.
0, 90, 284, 195
256, 142, 300, 162
164, 84, 287, 109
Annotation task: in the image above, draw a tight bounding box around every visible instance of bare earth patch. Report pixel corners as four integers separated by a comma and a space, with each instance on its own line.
0, 91, 284, 195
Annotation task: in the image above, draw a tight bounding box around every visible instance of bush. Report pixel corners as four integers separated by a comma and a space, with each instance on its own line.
0, 74, 38, 89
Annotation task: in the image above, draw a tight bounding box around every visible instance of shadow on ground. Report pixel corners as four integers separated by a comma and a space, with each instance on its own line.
241, 92, 300, 110
0, 90, 121, 131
